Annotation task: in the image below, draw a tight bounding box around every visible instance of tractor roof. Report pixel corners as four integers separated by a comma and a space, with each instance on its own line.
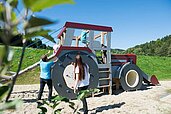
57, 22, 113, 38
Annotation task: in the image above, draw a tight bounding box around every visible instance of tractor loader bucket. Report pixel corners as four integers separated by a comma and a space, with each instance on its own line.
150, 75, 160, 86
141, 70, 160, 86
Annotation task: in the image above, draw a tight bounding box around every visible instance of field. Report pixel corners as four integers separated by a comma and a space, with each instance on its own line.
10, 47, 51, 84
9, 47, 171, 85
137, 55, 171, 80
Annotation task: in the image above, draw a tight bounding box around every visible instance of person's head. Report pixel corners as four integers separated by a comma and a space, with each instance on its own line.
75, 54, 83, 65
41, 55, 48, 62
75, 54, 85, 80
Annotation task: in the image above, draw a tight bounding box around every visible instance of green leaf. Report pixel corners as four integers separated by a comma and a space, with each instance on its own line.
0, 85, 9, 100
52, 95, 65, 101
25, 16, 54, 29
0, 99, 23, 111
23, 0, 74, 12
41, 34, 55, 43
11, 11, 16, 22
52, 102, 60, 109
51, 95, 69, 102
37, 106, 47, 114
0, 11, 5, 21
78, 91, 86, 100
0, 3, 4, 12
54, 108, 62, 114
24, 29, 51, 39
77, 89, 100, 100
7, 0, 18, 8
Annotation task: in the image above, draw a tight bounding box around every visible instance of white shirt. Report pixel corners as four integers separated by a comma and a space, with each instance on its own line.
75, 64, 90, 87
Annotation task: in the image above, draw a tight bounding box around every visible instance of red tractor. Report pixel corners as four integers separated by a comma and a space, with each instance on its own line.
51, 22, 159, 99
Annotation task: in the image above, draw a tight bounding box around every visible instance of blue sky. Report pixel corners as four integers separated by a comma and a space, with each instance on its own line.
35, 0, 171, 49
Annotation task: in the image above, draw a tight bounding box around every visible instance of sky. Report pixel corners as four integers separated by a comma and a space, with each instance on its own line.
36, 0, 171, 49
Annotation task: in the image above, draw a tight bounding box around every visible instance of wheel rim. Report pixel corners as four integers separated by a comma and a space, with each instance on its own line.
125, 70, 139, 88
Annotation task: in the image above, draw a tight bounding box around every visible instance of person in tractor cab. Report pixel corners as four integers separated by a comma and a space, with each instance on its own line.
81, 30, 89, 47
37, 51, 57, 102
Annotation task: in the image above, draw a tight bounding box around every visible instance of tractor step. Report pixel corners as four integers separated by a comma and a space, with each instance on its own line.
99, 70, 110, 73
98, 85, 110, 88
99, 78, 110, 81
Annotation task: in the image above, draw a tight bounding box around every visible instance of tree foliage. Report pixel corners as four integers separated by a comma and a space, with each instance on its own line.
0, 0, 74, 112
125, 35, 171, 56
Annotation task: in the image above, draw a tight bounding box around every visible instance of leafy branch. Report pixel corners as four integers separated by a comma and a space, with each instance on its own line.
0, 0, 74, 112
37, 88, 99, 114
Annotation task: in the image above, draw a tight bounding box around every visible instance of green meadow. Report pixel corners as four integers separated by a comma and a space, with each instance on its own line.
9, 47, 171, 85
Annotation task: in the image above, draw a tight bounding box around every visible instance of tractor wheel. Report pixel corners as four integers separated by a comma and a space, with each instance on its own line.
120, 64, 143, 91
51, 47, 99, 99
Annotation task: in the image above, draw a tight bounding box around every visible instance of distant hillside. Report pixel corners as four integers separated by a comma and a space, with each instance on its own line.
111, 48, 125, 54
125, 35, 171, 56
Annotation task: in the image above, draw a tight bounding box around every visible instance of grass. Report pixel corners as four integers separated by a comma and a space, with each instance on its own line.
16, 67, 40, 85
137, 55, 171, 80
10, 47, 51, 71
10, 47, 51, 84
8, 47, 171, 85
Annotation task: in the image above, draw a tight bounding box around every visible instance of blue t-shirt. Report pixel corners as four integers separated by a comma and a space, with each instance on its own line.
40, 60, 54, 79
81, 31, 87, 44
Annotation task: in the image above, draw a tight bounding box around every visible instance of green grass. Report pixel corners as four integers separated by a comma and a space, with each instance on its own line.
16, 67, 40, 84
10, 47, 51, 84
10, 47, 51, 71
8, 47, 171, 85
137, 55, 171, 80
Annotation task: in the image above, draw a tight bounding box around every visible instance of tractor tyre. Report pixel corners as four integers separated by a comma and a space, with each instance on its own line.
120, 64, 143, 91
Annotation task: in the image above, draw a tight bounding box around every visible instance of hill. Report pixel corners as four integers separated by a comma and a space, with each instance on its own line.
8, 47, 171, 85
10, 47, 51, 84
111, 48, 125, 54
125, 35, 171, 56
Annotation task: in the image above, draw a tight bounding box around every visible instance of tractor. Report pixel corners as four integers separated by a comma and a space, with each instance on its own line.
51, 22, 159, 99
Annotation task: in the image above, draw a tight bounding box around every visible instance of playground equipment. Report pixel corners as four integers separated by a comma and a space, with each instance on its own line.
51, 22, 159, 99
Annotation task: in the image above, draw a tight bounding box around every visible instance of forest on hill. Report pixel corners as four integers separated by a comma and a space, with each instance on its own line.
0, 32, 52, 50
125, 35, 171, 56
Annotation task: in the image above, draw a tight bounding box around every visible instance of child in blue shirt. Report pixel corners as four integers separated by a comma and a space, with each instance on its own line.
37, 53, 56, 102
81, 30, 89, 47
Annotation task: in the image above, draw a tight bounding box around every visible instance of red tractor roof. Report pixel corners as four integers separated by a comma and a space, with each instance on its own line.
57, 22, 113, 38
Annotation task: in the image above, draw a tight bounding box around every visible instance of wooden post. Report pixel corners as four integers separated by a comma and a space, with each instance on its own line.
60, 36, 64, 45
106, 32, 112, 95
88, 30, 94, 51
63, 28, 75, 46
101, 32, 104, 45
76, 36, 79, 47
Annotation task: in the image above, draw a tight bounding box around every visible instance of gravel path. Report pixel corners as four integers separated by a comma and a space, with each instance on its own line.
3, 81, 171, 114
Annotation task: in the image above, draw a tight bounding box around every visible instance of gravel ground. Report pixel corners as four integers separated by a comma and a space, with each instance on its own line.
3, 81, 171, 114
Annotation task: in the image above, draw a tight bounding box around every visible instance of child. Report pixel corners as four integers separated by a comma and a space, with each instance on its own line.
74, 54, 90, 114
81, 30, 89, 47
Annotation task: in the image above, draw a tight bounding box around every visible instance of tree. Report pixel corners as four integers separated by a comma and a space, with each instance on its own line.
125, 35, 171, 56
0, 0, 74, 112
